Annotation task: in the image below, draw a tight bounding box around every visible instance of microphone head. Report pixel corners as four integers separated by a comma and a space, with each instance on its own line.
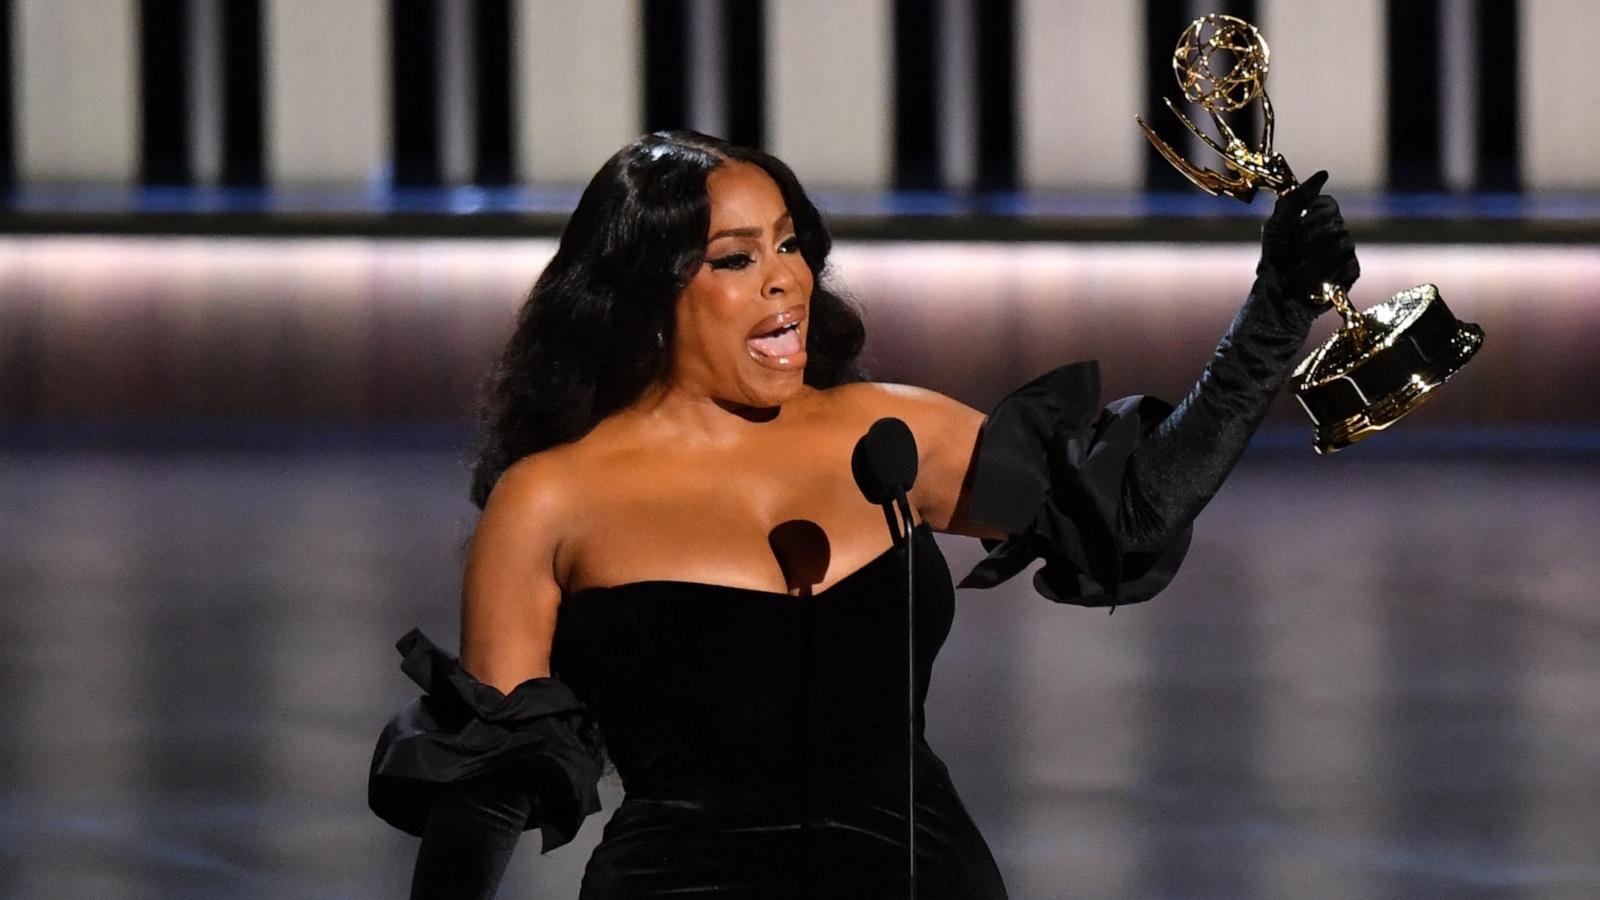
851, 417, 918, 505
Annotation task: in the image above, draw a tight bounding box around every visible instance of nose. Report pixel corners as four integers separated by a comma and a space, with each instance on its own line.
763, 254, 800, 299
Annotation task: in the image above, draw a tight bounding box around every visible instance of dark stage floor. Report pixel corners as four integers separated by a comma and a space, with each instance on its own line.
2, 443, 1597, 899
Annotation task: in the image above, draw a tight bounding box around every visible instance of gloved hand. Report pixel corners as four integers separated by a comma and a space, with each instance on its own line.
1119, 174, 1354, 555
1257, 170, 1360, 307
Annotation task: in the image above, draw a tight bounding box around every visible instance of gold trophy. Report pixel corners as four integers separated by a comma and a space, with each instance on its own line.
1136, 14, 1484, 453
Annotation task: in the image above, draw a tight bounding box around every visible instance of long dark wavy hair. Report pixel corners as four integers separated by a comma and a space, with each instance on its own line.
469, 131, 867, 508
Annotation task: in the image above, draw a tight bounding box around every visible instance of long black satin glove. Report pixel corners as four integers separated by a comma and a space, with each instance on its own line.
409, 772, 531, 900
1118, 172, 1358, 551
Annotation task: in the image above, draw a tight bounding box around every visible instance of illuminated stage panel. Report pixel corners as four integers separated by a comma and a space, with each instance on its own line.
0, 238, 1592, 427
830, 241, 1594, 425
0, 238, 555, 421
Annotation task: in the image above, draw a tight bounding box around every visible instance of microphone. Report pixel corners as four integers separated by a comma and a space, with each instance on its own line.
851, 416, 918, 541
850, 416, 919, 900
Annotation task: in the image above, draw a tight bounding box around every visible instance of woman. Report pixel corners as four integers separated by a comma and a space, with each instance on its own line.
369, 131, 1357, 899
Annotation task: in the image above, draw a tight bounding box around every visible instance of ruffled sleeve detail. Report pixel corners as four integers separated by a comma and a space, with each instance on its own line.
956, 361, 1192, 608
368, 629, 604, 852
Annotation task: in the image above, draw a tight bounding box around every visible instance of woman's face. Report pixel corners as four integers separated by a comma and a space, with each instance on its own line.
669, 161, 815, 410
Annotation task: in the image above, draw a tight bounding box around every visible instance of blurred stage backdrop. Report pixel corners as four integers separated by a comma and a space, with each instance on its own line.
2, 2, 1599, 899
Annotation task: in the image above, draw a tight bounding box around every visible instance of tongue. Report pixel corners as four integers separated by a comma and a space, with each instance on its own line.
748, 327, 802, 358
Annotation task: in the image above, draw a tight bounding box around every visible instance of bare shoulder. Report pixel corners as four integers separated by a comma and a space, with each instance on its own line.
479, 449, 581, 557
818, 382, 994, 536
823, 380, 972, 414
821, 380, 986, 439
489, 445, 581, 524
461, 448, 584, 692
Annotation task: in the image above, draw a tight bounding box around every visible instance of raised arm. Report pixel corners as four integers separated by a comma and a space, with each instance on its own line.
935, 174, 1357, 608
1118, 171, 1357, 551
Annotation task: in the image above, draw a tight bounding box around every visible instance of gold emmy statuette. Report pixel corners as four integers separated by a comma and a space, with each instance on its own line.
1136, 14, 1484, 453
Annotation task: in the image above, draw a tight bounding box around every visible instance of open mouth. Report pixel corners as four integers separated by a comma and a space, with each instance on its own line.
746, 320, 803, 359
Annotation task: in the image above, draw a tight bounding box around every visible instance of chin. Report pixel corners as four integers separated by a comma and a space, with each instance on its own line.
740, 368, 807, 409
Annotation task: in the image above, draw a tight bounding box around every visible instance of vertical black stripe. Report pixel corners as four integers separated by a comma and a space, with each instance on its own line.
894, 0, 941, 189
140, 0, 193, 185
1474, 0, 1520, 191
1387, 0, 1443, 190
1144, 0, 1192, 190
644, 0, 689, 132
221, 0, 263, 186
1221, 0, 1261, 160
973, 0, 1015, 190
474, 0, 514, 184
722, 0, 763, 147
392, 0, 442, 186
0, 0, 13, 190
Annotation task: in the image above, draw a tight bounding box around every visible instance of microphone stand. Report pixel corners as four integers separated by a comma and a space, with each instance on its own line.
892, 486, 917, 900
850, 417, 921, 900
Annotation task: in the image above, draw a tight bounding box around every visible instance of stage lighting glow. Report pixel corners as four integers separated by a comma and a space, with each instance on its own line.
0, 237, 1591, 426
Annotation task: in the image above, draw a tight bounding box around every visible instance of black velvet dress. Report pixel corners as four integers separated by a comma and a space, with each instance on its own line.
370, 361, 1205, 899
552, 522, 1003, 898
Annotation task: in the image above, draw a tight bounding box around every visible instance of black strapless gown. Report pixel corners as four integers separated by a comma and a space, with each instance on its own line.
551, 522, 1009, 899
371, 361, 1209, 899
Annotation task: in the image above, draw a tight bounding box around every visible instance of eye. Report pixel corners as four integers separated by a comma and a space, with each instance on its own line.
707, 252, 754, 271
778, 235, 801, 254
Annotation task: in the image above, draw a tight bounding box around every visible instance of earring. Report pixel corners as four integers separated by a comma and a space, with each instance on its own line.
655, 328, 665, 349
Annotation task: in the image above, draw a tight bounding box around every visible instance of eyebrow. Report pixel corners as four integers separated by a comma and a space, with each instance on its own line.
708, 213, 793, 243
